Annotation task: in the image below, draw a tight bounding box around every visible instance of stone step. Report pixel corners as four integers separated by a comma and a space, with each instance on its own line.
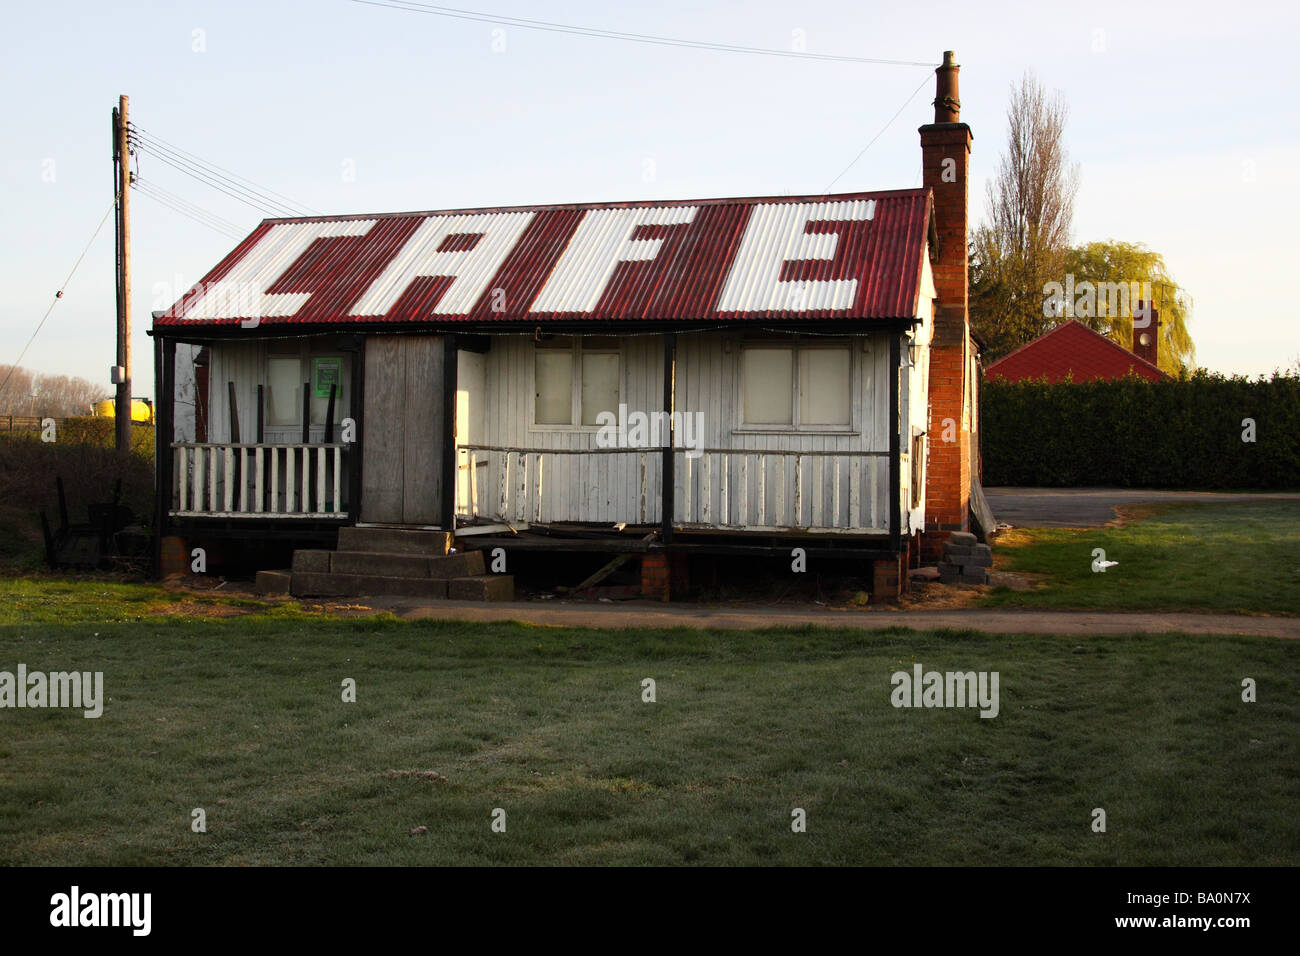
291, 571, 450, 599
336, 527, 452, 555
289, 570, 515, 600
330, 549, 485, 579
448, 575, 515, 602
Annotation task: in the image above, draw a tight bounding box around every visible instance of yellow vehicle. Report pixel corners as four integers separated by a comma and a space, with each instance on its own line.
91, 397, 154, 424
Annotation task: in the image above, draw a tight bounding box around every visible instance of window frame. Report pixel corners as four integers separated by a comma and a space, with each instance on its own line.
734, 338, 858, 435
529, 337, 624, 432
261, 342, 348, 434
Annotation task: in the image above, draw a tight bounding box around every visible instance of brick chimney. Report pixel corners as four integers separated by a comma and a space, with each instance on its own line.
1132, 301, 1160, 368
921, 51, 974, 560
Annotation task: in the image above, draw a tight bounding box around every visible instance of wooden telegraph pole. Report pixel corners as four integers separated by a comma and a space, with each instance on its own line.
112, 94, 132, 454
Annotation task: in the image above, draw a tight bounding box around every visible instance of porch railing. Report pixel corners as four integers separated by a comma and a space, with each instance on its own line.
171, 442, 346, 518
457, 444, 890, 533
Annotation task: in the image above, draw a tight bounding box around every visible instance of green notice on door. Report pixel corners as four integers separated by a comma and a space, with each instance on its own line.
313, 357, 341, 398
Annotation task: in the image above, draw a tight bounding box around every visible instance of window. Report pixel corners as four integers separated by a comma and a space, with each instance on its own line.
534, 337, 621, 427
265, 353, 345, 428
741, 343, 852, 429
266, 357, 301, 426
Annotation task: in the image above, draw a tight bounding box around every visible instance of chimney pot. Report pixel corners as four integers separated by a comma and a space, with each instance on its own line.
934, 51, 961, 123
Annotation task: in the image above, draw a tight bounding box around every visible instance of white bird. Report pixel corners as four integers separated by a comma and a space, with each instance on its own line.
1095, 560, 1119, 572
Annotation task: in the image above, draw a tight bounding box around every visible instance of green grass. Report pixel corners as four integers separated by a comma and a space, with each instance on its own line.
1, 608, 1295, 866
980, 501, 1300, 614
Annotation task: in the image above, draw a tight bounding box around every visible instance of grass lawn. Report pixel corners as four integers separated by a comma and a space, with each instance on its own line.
1, 593, 1295, 865
980, 501, 1300, 615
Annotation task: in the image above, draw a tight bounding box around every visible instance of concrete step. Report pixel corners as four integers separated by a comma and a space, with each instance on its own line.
290, 570, 514, 600
291, 571, 449, 599
336, 527, 452, 555
330, 549, 485, 579
448, 575, 515, 602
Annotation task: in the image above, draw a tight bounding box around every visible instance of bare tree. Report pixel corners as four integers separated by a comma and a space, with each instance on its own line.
971, 72, 1081, 358
0, 365, 109, 417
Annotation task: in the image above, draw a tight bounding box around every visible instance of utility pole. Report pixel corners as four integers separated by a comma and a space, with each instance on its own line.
112, 94, 132, 454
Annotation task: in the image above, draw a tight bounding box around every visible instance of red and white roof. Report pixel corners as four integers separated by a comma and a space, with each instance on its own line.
154, 189, 933, 328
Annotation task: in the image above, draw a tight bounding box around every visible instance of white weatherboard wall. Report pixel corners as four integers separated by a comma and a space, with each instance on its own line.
902, 248, 937, 535
462, 330, 894, 532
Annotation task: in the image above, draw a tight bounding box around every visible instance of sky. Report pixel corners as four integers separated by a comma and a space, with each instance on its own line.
2, 0, 1296, 400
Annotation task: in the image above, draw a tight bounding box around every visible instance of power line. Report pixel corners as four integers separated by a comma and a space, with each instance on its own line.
133, 178, 244, 234
129, 124, 319, 215
349, 1, 937, 67
821, 72, 933, 194
133, 179, 247, 240
133, 177, 245, 233
128, 126, 308, 216
0, 197, 118, 407
128, 133, 300, 218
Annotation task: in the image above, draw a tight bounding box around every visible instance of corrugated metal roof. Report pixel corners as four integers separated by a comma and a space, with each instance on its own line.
154, 189, 933, 328
985, 320, 1168, 383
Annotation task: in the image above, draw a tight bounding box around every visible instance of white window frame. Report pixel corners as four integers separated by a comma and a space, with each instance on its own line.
734, 338, 858, 435
261, 341, 349, 435
529, 337, 624, 432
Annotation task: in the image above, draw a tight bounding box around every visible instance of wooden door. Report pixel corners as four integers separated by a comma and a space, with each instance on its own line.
361, 335, 445, 525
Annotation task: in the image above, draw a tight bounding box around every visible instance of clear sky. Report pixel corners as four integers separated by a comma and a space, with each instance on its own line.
2, 0, 1295, 397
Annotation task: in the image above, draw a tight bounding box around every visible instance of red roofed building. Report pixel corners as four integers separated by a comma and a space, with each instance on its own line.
984, 319, 1168, 383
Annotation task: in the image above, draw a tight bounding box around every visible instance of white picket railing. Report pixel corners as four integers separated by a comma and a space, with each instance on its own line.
456, 444, 891, 532
171, 443, 346, 518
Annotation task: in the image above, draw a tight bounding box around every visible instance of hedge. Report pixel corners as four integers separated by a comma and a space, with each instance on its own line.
980, 371, 1300, 489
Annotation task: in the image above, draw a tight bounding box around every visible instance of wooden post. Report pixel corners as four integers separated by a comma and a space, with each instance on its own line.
113, 95, 132, 455
153, 336, 175, 578
344, 336, 364, 523
439, 334, 458, 531
661, 332, 676, 544
888, 330, 901, 553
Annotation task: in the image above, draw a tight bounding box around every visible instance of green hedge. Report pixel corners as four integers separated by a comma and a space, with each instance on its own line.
980, 371, 1300, 489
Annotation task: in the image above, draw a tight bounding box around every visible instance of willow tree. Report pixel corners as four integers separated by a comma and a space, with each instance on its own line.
1062, 240, 1195, 374
970, 72, 1080, 360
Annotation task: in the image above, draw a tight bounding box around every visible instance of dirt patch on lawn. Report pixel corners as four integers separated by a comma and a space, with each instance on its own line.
147, 574, 387, 619
1105, 502, 1162, 528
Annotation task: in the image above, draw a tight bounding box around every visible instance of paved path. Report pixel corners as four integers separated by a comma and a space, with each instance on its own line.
983, 487, 1300, 529
374, 598, 1300, 638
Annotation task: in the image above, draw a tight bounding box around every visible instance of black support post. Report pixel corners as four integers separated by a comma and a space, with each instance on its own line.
661, 332, 676, 544
888, 331, 901, 553
346, 339, 364, 523
153, 336, 176, 578
440, 333, 458, 531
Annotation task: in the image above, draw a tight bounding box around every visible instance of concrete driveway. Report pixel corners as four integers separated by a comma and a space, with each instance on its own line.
983, 487, 1300, 529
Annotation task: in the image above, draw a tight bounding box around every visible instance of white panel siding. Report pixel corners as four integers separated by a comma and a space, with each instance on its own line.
471, 330, 892, 533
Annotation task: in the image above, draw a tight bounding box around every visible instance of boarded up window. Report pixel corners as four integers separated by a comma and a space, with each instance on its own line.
743, 348, 793, 424
799, 349, 850, 425
581, 352, 620, 425
534, 350, 573, 424
267, 357, 301, 427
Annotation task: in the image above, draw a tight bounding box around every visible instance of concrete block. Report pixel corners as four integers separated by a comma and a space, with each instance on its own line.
332, 550, 433, 578
291, 572, 449, 599
291, 550, 332, 573
426, 550, 486, 579
948, 531, 978, 546
337, 527, 452, 555
255, 570, 292, 595
448, 575, 514, 602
